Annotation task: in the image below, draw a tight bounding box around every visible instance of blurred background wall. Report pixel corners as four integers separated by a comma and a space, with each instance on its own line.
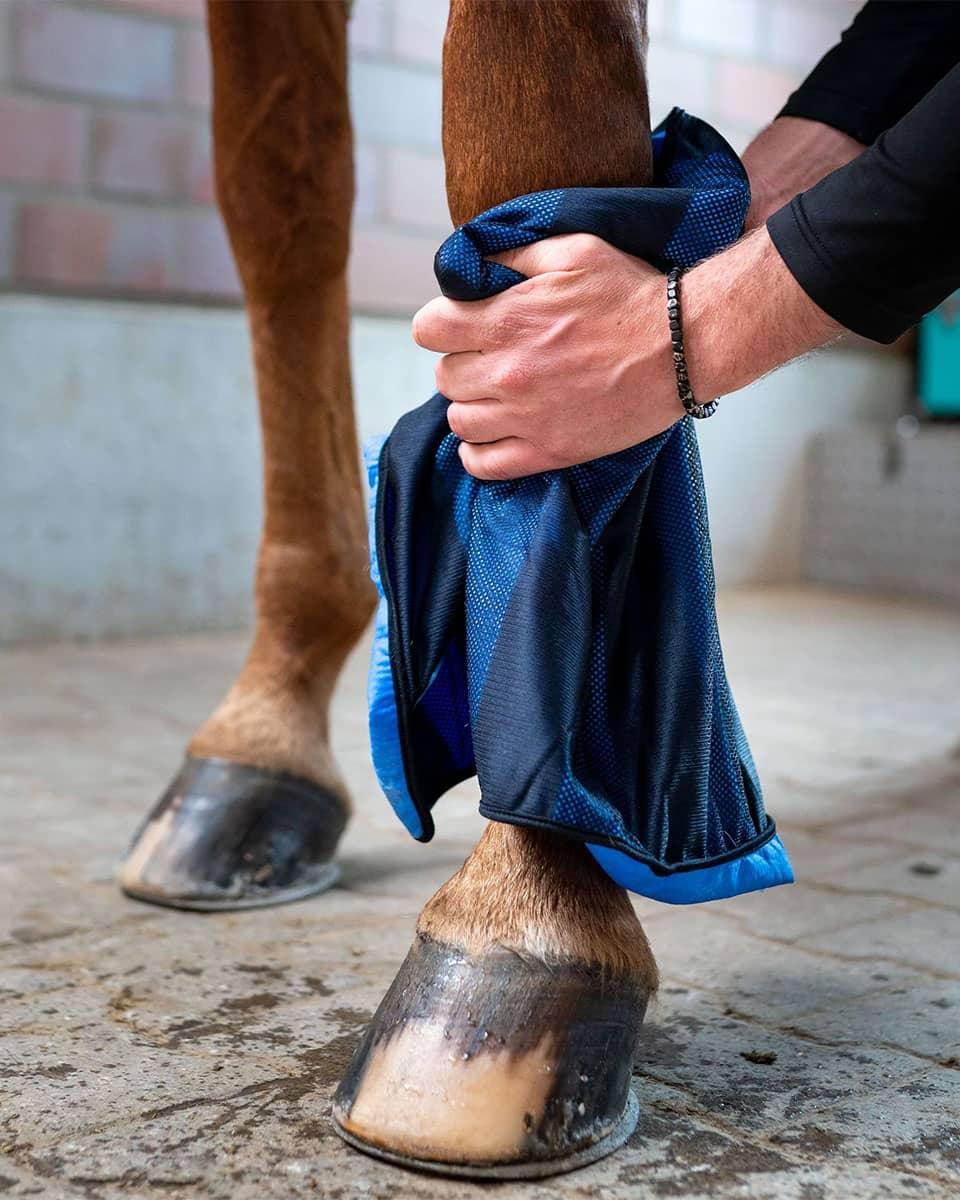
0, 0, 946, 642
0, 0, 865, 307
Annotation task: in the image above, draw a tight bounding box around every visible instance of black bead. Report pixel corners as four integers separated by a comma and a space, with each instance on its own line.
666, 267, 718, 419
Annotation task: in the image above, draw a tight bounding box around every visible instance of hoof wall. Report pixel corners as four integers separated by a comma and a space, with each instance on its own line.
119, 756, 347, 911
334, 1089, 639, 1180
332, 933, 648, 1176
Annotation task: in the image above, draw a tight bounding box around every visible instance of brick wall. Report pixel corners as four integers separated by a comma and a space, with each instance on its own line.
0, 0, 861, 314
0, 0, 229, 297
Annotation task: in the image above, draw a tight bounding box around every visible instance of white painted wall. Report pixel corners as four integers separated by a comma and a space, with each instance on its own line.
0, 295, 909, 642
696, 353, 907, 583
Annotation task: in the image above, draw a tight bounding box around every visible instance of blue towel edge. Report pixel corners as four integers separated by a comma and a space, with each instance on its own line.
365, 434, 425, 841
588, 834, 795, 904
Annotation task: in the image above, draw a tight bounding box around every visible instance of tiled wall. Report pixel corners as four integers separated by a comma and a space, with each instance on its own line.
0, 0, 861, 313
804, 427, 960, 605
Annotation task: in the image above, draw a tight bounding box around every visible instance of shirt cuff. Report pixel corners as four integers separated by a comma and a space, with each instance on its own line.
767, 198, 915, 344
779, 86, 884, 147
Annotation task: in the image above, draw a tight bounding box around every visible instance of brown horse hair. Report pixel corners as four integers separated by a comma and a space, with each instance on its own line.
443, 0, 651, 225
418, 822, 659, 985
187, 0, 375, 792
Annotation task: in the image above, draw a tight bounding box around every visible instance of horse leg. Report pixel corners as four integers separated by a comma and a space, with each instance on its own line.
121, 0, 373, 909
334, 0, 657, 1174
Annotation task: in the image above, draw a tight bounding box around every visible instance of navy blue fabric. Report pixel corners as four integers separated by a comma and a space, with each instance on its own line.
367, 109, 794, 903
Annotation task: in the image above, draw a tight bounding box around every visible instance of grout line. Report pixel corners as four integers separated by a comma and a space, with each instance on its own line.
0, 176, 215, 212
7, 78, 209, 120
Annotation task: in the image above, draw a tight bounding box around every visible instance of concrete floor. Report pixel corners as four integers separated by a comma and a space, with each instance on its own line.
2, 585, 959, 1199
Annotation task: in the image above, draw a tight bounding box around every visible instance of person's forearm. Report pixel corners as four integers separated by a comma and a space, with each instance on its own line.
777, 1, 960, 148
680, 225, 843, 400
741, 117, 865, 230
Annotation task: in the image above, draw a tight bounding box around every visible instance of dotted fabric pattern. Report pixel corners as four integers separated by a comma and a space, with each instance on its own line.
368, 109, 786, 894
436, 190, 564, 300
662, 150, 749, 266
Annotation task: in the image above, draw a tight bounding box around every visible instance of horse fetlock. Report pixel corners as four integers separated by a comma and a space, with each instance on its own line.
417, 822, 659, 986
121, 613, 357, 912
187, 665, 346, 796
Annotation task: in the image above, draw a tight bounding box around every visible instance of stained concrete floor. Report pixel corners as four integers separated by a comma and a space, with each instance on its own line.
2, 585, 959, 1200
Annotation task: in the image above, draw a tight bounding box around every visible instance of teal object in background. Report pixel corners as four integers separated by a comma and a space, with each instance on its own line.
918, 292, 960, 417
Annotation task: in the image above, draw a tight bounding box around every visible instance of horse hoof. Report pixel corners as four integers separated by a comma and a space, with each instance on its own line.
332, 932, 648, 1178
119, 756, 347, 911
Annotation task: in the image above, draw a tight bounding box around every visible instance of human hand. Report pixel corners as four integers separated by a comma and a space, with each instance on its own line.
742, 116, 865, 230
411, 234, 683, 481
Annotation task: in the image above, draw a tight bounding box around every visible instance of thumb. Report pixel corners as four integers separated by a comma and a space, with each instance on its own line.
487, 235, 583, 279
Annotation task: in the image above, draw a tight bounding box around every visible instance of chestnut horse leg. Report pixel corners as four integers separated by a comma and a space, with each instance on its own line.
120, 0, 374, 909
334, 0, 657, 1176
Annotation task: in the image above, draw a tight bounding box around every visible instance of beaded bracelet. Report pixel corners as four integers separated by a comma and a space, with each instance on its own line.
666, 267, 719, 420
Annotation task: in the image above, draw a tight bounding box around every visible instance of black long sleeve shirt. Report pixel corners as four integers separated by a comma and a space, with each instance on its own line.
766, 2, 960, 343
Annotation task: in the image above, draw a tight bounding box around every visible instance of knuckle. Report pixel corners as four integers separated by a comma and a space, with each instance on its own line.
434, 356, 450, 395
486, 310, 524, 345
491, 364, 515, 394
458, 442, 478, 474
411, 310, 432, 347
495, 356, 534, 394
412, 300, 453, 348
446, 404, 465, 437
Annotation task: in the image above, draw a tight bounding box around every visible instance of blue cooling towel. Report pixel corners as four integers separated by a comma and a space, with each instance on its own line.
366, 109, 793, 904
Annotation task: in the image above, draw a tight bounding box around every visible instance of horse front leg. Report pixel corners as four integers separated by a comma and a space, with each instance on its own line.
334, 0, 657, 1175
121, 0, 374, 909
